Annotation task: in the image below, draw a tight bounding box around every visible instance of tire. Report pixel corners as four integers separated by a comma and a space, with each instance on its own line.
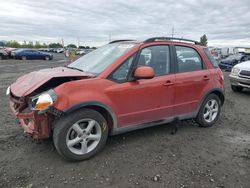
45, 56, 50, 61
53, 109, 108, 161
196, 94, 221, 127
231, 85, 243, 92
22, 56, 27, 60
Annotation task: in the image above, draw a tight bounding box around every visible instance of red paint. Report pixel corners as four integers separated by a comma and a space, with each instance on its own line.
134, 66, 155, 79
10, 67, 94, 97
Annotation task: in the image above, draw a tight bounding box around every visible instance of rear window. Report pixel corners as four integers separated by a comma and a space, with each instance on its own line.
204, 48, 219, 68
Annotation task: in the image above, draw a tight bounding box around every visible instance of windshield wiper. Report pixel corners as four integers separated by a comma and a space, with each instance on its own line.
66, 66, 96, 77
66, 66, 84, 72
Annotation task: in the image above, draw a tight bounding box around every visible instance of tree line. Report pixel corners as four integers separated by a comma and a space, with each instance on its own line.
4, 36, 207, 49
4, 40, 96, 49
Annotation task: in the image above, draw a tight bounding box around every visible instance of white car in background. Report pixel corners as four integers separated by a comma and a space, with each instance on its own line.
76, 49, 86, 55
56, 48, 64, 53
229, 61, 250, 92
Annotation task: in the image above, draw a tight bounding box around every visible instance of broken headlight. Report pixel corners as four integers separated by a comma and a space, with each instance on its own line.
30, 89, 57, 111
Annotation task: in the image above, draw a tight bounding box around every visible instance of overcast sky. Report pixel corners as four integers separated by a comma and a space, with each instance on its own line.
0, 0, 249, 47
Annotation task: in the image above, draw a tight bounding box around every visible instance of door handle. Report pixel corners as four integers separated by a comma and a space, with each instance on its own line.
164, 80, 174, 86
203, 75, 210, 81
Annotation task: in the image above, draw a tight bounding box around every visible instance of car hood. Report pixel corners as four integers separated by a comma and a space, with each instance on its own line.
234, 61, 250, 70
220, 59, 233, 64
10, 67, 94, 97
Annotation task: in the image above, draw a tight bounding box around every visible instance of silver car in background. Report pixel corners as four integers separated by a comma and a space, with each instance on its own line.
229, 61, 250, 92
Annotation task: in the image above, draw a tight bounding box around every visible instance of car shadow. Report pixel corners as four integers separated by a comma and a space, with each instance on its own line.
106, 120, 199, 146
231, 88, 250, 96
35, 120, 202, 163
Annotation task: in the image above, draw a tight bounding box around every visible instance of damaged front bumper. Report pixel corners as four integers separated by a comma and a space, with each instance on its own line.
10, 96, 51, 139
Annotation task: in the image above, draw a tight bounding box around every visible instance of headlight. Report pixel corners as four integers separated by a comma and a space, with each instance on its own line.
30, 89, 57, 111
6, 86, 10, 95
231, 67, 240, 75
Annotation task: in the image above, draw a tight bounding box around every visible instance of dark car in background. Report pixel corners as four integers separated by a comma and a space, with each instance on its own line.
219, 53, 250, 71
12, 49, 53, 60
0, 48, 9, 60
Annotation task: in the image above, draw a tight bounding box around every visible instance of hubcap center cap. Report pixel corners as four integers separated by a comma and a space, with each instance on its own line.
81, 133, 87, 139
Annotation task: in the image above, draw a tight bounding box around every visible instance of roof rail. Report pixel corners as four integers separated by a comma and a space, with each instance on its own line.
109, 39, 135, 44
144, 37, 202, 45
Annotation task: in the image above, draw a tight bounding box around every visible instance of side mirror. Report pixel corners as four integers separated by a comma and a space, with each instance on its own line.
134, 66, 154, 79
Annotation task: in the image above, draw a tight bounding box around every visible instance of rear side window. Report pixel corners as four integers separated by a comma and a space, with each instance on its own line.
204, 48, 219, 68
176, 46, 203, 73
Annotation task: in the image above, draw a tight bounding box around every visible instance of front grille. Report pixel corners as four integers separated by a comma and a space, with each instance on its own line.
239, 82, 250, 86
239, 70, 250, 78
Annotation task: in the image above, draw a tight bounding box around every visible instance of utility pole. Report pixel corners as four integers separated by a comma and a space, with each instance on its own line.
61, 38, 64, 47
171, 26, 175, 38
77, 37, 80, 48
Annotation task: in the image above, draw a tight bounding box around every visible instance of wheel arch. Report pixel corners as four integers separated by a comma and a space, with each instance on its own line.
197, 88, 225, 114
211, 89, 225, 106
63, 101, 117, 133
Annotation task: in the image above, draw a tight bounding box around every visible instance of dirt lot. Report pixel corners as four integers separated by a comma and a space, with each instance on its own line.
0, 54, 249, 188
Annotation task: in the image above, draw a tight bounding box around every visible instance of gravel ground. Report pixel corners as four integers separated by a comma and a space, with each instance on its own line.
0, 54, 249, 188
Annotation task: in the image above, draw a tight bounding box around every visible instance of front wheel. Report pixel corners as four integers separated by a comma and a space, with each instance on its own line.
45, 56, 50, 61
196, 94, 221, 127
53, 109, 108, 161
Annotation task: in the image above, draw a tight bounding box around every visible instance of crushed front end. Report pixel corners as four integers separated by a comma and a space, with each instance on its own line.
8, 90, 60, 139
6, 66, 93, 139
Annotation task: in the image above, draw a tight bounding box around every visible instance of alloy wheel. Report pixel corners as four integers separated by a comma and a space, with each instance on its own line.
66, 119, 102, 155
203, 99, 219, 123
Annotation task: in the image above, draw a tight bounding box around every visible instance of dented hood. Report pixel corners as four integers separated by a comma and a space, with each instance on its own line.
10, 67, 93, 97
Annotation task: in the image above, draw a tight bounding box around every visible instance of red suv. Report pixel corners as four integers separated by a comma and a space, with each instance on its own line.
7, 37, 224, 161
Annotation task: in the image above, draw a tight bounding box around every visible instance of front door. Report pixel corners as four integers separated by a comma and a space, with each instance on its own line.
106, 45, 175, 127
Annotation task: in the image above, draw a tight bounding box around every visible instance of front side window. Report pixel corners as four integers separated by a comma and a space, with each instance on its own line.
137, 45, 170, 76
111, 55, 135, 82
68, 43, 135, 75
176, 46, 203, 73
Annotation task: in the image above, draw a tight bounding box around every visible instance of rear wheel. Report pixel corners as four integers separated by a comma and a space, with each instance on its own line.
231, 85, 243, 92
45, 56, 50, 61
53, 109, 108, 161
196, 94, 221, 127
21, 56, 26, 60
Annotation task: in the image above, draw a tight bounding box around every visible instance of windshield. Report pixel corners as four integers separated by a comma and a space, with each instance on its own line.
226, 54, 243, 61
68, 43, 135, 74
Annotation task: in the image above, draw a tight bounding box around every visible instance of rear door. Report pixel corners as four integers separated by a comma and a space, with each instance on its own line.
26, 50, 35, 59
173, 45, 211, 116
32, 50, 41, 59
